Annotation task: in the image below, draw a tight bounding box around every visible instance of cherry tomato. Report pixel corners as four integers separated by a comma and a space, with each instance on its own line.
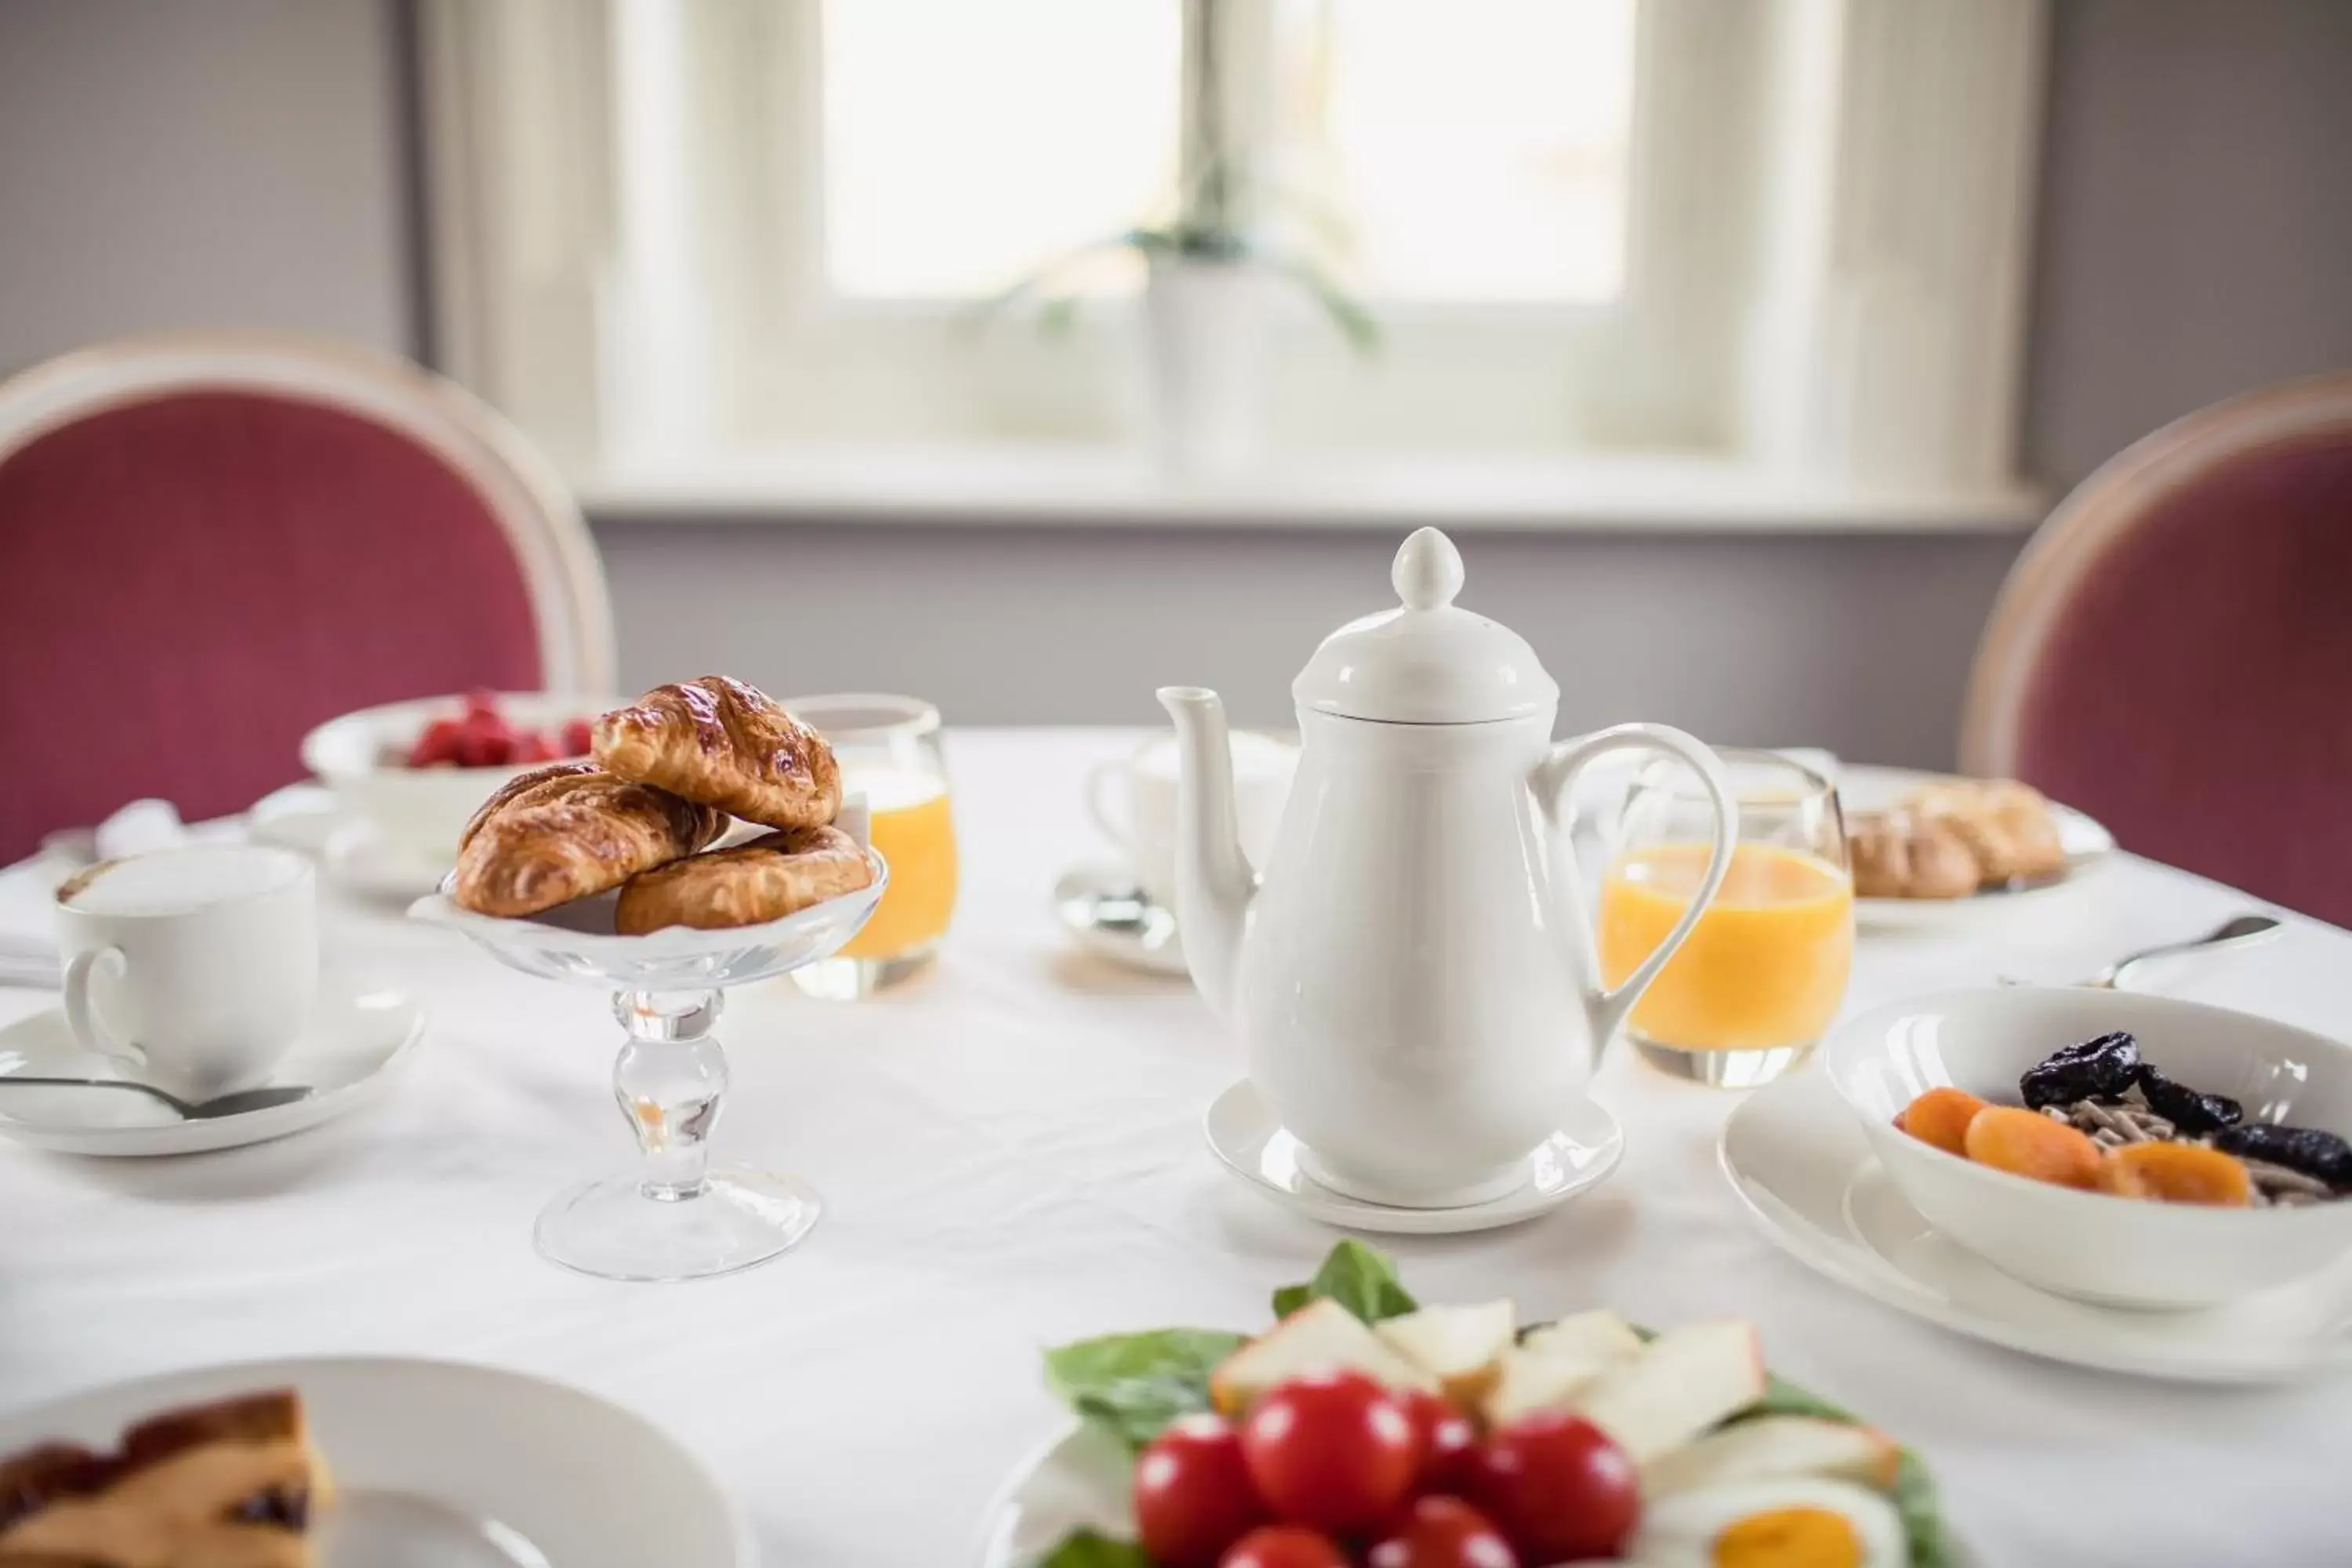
1468, 1413, 1639, 1563
1218, 1524, 1348, 1568
560, 717, 596, 757
1134, 1414, 1266, 1568
1367, 1496, 1519, 1568
1396, 1388, 1480, 1496
1240, 1370, 1417, 1534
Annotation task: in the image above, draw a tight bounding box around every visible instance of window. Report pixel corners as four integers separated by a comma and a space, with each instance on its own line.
423, 0, 2051, 523
819, 0, 1181, 299
1281, 0, 1636, 303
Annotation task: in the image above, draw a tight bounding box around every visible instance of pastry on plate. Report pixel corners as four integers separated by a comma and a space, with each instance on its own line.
615, 824, 874, 935
593, 676, 842, 830
452, 762, 726, 917
0, 1388, 332, 1566
1902, 779, 2067, 884
1849, 811, 1983, 899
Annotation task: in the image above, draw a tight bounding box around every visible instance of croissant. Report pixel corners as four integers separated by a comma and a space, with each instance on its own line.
614, 825, 874, 935
452, 763, 727, 916
1849, 810, 1982, 899
459, 760, 598, 855
592, 677, 842, 830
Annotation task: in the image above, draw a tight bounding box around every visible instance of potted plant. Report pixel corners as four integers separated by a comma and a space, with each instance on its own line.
988, 0, 1374, 476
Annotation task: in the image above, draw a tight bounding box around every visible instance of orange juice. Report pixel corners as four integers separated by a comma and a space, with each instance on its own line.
1598, 842, 1852, 1050
840, 769, 960, 960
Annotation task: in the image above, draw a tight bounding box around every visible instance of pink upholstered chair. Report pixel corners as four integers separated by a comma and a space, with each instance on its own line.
1962, 376, 2352, 927
0, 333, 614, 862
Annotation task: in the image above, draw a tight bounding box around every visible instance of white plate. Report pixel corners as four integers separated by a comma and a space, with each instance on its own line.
0, 974, 423, 1156
1051, 865, 1188, 978
1719, 1063, 2352, 1383
1204, 1079, 1624, 1236
0, 1357, 752, 1568
973, 1422, 1131, 1568
1840, 766, 2118, 931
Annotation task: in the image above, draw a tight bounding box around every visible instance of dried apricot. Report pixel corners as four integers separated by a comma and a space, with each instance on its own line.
1962, 1105, 2103, 1189
1895, 1087, 1987, 1157
2098, 1142, 2253, 1206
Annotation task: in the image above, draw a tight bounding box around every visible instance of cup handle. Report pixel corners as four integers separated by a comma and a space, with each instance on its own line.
60, 947, 145, 1072
1531, 724, 1738, 1062
1084, 759, 1135, 858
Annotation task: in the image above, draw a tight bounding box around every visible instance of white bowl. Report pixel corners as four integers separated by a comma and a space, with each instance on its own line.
299, 691, 616, 859
1822, 987, 2352, 1309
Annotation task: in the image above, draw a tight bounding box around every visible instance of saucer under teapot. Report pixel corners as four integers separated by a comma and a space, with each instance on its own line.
1158, 527, 1740, 1210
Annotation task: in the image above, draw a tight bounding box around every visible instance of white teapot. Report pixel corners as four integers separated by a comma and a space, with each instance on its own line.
1157, 528, 1737, 1207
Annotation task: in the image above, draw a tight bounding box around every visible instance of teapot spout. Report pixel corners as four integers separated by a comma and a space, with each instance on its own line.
1154, 686, 1255, 1022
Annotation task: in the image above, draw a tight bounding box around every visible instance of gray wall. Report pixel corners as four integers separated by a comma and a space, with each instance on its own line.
3, 0, 2347, 764
0, 0, 414, 371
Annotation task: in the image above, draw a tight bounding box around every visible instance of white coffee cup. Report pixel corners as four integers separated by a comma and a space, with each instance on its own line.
1088, 731, 1297, 908
53, 845, 319, 1101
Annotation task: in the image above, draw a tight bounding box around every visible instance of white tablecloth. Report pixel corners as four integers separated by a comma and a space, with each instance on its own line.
3, 730, 2349, 1566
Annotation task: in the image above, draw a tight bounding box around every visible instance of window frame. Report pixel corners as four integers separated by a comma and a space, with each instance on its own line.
423, 0, 2052, 524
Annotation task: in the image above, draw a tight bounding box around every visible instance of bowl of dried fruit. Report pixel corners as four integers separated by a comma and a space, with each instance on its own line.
1823, 987, 2352, 1309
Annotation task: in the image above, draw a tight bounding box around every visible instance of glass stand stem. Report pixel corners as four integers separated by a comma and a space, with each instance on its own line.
532, 985, 822, 1283
612, 989, 727, 1201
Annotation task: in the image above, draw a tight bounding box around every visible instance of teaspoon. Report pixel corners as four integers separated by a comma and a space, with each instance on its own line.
0, 1079, 313, 1119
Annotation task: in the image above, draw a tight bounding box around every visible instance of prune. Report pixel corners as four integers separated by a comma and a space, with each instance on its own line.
2214, 1124, 2352, 1190
2020, 1031, 2141, 1110
2136, 1068, 2243, 1135
230, 1487, 309, 1529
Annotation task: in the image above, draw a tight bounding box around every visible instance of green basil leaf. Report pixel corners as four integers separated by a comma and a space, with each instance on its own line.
1035, 1527, 1154, 1568
1269, 1240, 1419, 1324
1043, 1328, 1244, 1452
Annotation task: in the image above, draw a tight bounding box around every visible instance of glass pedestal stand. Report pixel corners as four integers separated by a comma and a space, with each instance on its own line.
410, 851, 885, 1283
533, 989, 823, 1281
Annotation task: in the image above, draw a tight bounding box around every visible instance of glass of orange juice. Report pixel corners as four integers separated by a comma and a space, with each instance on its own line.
782, 695, 959, 1000
1597, 750, 1852, 1087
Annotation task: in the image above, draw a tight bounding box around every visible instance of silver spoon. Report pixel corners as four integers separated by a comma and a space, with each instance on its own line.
0, 1079, 312, 1119
2093, 912, 2283, 989
2004, 912, 2285, 989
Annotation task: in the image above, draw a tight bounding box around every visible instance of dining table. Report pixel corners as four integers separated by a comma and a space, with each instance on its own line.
2, 727, 2348, 1566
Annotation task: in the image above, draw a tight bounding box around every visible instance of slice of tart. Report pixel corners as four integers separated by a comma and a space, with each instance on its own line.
0, 1388, 331, 1566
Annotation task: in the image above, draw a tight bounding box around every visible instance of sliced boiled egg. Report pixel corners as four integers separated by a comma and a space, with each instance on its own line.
1570, 1476, 1907, 1568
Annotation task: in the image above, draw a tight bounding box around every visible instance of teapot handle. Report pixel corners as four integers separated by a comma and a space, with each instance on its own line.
1531, 724, 1738, 1061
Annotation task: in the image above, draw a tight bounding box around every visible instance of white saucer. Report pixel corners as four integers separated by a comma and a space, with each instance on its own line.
1203, 1079, 1624, 1236
1719, 1063, 2352, 1383
0, 974, 424, 1156
249, 787, 451, 900
324, 822, 452, 900
1052, 865, 1188, 978
0, 1358, 751, 1567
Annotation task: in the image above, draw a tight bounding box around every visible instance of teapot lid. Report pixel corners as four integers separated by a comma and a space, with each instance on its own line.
1293, 528, 1559, 724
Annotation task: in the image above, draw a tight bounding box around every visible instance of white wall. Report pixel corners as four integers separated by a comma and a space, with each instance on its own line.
0, 0, 412, 372
3, 0, 2347, 764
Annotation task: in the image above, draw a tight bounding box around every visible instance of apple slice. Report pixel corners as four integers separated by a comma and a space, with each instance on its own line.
1209, 1298, 1440, 1415
1477, 1347, 1614, 1428
1643, 1414, 1903, 1495
1519, 1308, 1644, 1368
1570, 1320, 1766, 1464
1374, 1301, 1515, 1403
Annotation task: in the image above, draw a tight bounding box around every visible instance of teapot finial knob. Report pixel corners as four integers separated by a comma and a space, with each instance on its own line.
1393, 527, 1465, 612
